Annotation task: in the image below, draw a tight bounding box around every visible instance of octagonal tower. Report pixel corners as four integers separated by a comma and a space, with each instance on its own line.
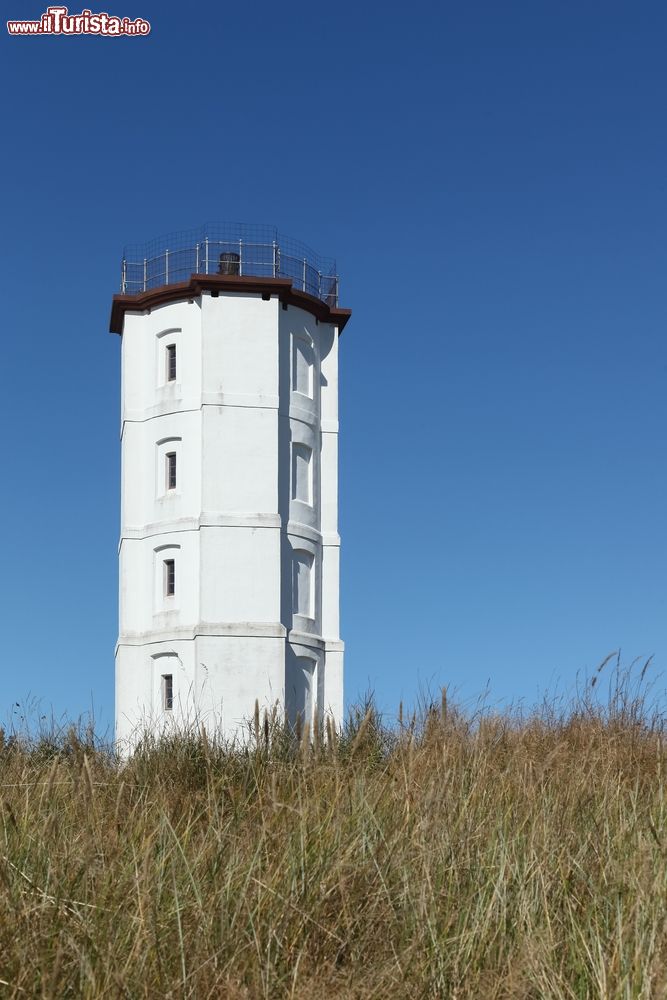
109, 224, 351, 744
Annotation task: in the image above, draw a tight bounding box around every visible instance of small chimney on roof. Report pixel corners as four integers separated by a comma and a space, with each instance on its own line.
218, 251, 240, 276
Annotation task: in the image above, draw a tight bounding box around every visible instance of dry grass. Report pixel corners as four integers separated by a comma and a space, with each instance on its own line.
1, 659, 666, 998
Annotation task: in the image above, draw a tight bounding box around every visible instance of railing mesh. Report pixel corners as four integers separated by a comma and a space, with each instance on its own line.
120, 222, 339, 307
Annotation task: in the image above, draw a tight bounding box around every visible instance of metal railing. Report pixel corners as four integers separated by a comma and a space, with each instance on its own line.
119, 223, 339, 307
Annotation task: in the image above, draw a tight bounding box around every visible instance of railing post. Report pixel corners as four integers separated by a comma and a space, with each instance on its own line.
143, 258, 147, 292
165, 249, 169, 284
205, 237, 209, 275
318, 271, 321, 300
195, 242, 200, 274
121, 257, 127, 294
302, 257, 307, 292
272, 240, 277, 278
239, 239, 243, 276
335, 276, 339, 307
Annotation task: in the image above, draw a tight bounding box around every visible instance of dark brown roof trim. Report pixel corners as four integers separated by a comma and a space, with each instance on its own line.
109, 274, 351, 334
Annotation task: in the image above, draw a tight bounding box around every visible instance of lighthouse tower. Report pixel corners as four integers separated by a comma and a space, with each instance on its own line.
109, 224, 351, 744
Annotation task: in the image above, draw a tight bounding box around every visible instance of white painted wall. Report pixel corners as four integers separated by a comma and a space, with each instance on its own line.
115, 289, 344, 744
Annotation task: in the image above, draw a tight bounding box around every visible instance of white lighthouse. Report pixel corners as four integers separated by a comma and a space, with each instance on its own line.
109, 224, 351, 744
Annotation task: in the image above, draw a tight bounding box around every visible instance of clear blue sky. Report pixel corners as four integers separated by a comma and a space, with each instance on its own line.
1, 1, 666, 732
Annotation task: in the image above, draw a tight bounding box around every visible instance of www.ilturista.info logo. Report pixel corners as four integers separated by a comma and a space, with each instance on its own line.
7, 6, 150, 35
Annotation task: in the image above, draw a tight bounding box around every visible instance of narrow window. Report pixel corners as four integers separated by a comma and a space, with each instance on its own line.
292, 443, 312, 504
291, 657, 316, 730
166, 344, 177, 382
164, 559, 175, 597
166, 452, 177, 491
293, 550, 314, 617
292, 337, 313, 397
162, 674, 173, 711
